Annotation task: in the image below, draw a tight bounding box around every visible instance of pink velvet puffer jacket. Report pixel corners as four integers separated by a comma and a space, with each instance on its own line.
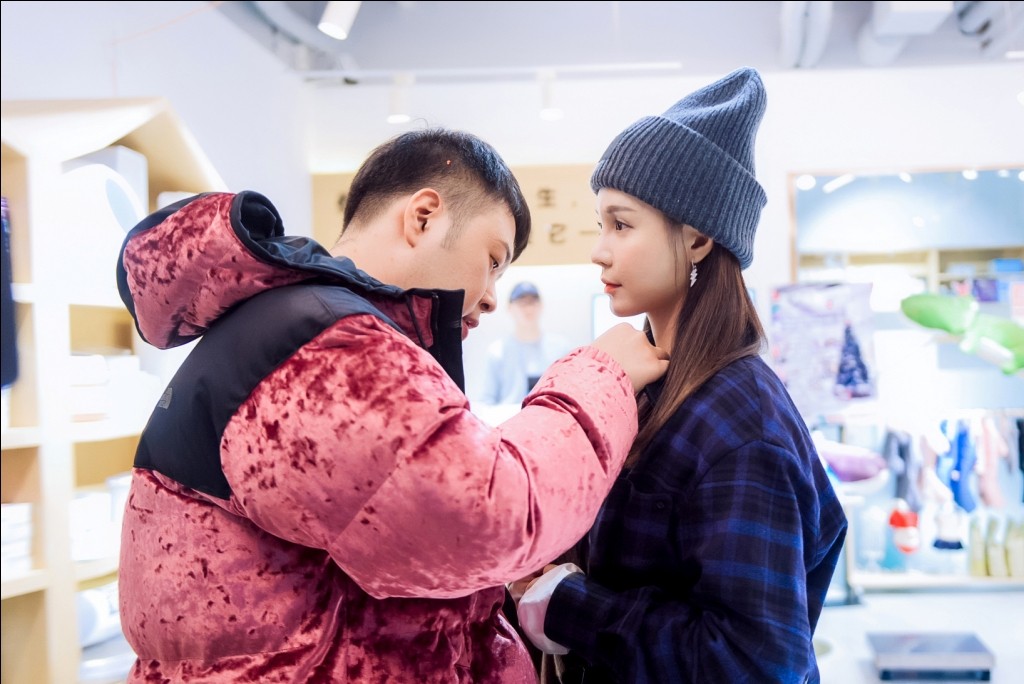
114, 191, 638, 683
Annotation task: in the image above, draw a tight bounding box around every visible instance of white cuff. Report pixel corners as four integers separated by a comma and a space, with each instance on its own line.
516, 562, 582, 655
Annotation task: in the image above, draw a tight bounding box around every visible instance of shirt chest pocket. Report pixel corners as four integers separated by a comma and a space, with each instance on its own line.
590, 484, 675, 579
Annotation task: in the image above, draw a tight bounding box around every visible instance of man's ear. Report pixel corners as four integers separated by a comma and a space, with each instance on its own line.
684, 225, 714, 265
403, 188, 442, 247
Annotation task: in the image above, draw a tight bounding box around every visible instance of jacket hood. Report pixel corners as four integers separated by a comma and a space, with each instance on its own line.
117, 191, 467, 385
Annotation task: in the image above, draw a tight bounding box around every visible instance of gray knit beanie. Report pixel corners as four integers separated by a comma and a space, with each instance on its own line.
590, 67, 767, 269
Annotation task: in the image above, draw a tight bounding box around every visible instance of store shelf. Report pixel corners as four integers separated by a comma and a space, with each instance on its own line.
937, 271, 1024, 282
1, 425, 42, 450
797, 247, 1024, 295
1, 97, 223, 684
70, 415, 149, 444
1, 568, 49, 600
66, 290, 127, 309
10, 282, 35, 304
75, 556, 120, 584
849, 570, 1024, 592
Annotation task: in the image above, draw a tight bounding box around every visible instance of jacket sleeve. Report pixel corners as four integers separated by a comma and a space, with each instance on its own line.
220, 313, 638, 599
543, 442, 823, 684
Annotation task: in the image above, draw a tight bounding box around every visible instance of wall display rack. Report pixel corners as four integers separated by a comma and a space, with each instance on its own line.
1, 98, 224, 684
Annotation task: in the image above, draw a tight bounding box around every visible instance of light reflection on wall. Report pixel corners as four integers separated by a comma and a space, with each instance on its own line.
794, 168, 1024, 255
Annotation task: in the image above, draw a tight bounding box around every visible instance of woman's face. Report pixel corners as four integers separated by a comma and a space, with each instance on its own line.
591, 188, 690, 341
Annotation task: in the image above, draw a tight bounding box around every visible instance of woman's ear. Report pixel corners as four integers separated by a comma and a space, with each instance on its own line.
684, 225, 714, 265
402, 188, 442, 247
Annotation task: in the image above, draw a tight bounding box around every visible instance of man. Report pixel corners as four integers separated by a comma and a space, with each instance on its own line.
479, 281, 573, 406
116, 128, 668, 682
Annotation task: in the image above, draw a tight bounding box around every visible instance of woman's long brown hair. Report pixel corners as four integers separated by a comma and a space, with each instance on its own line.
626, 240, 767, 467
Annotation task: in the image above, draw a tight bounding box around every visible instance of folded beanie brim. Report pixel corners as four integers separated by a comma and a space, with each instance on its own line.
591, 115, 765, 269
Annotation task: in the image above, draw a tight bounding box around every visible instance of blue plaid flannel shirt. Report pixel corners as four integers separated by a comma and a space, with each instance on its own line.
545, 355, 848, 684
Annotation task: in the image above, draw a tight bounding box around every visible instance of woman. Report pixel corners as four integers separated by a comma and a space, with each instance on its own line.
515, 67, 848, 684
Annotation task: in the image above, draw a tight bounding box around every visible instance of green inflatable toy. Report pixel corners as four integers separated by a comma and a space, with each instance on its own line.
900, 293, 1024, 375
960, 313, 1024, 375
900, 293, 978, 334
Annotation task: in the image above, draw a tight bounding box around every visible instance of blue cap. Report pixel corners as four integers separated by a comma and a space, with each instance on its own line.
510, 281, 540, 302
590, 67, 767, 269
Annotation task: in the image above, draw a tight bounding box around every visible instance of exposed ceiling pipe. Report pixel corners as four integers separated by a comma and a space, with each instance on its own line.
857, 1, 955, 66
955, 0, 1001, 35
956, 1, 1024, 56
254, 1, 348, 56
252, 1, 363, 74
779, 1, 835, 68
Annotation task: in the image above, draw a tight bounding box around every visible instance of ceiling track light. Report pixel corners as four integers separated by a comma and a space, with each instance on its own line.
387, 73, 414, 124
538, 70, 564, 121
318, 1, 362, 40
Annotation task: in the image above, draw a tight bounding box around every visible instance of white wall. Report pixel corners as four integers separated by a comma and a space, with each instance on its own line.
308, 63, 1023, 302
320, 65, 1021, 402
2, 2, 1020, 410
0, 1, 313, 234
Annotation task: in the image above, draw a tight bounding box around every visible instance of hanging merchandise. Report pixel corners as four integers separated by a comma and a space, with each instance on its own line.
900, 293, 977, 334
889, 500, 921, 554
960, 313, 1024, 375
859, 505, 890, 571
900, 292, 1024, 374
985, 518, 1008, 577
1006, 519, 1024, 578
937, 419, 979, 514
918, 425, 955, 506
1, 197, 17, 389
883, 429, 922, 512
932, 502, 964, 550
834, 322, 873, 399
976, 416, 1009, 509
948, 419, 978, 514
1017, 418, 1024, 503
968, 517, 987, 577
769, 282, 876, 418
811, 430, 886, 483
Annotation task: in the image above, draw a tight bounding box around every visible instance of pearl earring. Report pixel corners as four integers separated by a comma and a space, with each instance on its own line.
690, 263, 698, 287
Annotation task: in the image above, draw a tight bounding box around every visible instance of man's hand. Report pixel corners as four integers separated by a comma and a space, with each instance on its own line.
590, 323, 669, 393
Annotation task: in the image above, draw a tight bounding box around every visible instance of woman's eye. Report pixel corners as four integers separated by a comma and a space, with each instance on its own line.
614, 220, 627, 231
491, 258, 500, 270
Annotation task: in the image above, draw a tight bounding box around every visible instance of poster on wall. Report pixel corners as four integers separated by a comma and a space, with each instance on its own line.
769, 282, 876, 419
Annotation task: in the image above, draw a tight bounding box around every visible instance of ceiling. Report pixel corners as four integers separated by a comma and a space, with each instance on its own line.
217, 0, 1024, 86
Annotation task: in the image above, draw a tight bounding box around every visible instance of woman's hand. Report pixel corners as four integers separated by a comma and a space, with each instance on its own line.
516, 563, 583, 654
507, 564, 556, 604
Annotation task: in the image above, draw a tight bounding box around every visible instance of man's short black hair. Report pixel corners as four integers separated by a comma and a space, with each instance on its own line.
342, 128, 531, 261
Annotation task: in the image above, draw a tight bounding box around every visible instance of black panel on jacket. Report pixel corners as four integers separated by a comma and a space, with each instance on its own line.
133, 283, 400, 500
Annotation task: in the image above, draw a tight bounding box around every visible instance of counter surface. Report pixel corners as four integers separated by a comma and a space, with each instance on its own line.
816, 590, 1024, 683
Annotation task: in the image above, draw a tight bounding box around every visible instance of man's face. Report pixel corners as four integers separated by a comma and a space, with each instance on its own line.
417, 201, 516, 340
510, 295, 541, 326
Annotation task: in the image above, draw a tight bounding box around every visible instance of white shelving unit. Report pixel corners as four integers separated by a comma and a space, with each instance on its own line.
1, 98, 224, 684
796, 246, 1024, 296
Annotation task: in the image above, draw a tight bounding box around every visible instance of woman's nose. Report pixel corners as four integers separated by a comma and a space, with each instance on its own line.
591, 238, 610, 267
